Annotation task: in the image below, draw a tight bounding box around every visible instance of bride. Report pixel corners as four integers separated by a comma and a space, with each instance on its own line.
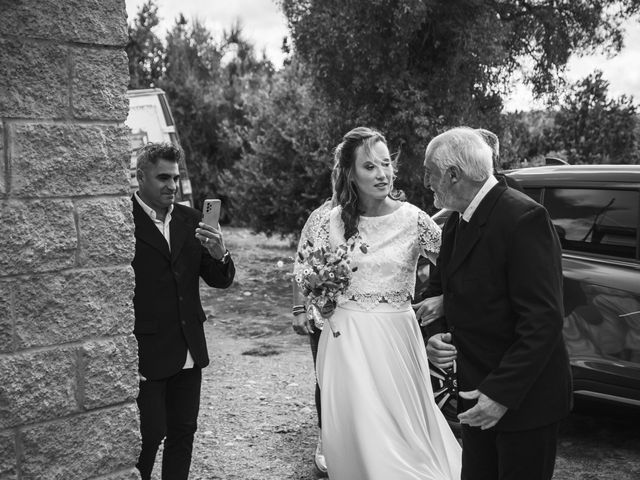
294, 127, 461, 479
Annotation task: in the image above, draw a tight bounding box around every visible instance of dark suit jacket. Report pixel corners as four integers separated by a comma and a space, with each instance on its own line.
438, 182, 572, 431
132, 197, 235, 380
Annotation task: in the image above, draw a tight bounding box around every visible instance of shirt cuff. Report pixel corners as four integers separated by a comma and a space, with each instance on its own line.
216, 249, 231, 264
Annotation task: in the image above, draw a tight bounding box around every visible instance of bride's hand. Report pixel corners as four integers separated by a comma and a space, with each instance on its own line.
292, 312, 313, 335
412, 295, 444, 326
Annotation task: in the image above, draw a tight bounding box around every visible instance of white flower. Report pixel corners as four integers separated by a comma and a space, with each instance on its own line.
276, 260, 284, 268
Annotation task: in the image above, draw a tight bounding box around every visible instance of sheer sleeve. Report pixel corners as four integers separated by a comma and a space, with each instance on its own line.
417, 210, 441, 264
294, 202, 332, 275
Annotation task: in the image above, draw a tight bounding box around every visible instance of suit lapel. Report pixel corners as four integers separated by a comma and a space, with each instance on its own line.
169, 206, 190, 262
445, 183, 508, 277
132, 196, 171, 259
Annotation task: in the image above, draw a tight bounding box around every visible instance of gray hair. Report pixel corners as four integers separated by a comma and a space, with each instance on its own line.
425, 127, 493, 182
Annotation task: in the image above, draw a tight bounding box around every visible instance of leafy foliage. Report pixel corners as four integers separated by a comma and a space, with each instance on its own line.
500, 110, 558, 167
125, 0, 164, 88
500, 73, 639, 166
553, 71, 638, 164
224, 61, 340, 236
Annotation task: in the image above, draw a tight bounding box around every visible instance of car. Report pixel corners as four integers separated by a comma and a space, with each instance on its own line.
425, 164, 640, 425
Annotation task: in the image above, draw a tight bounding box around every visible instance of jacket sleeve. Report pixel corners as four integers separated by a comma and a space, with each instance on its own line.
478, 205, 565, 409
199, 245, 235, 288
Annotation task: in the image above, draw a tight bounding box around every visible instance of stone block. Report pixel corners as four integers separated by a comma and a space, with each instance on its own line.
72, 48, 129, 121
0, 200, 77, 276
0, 38, 69, 119
77, 197, 134, 268
81, 335, 139, 410
0, 429, 17, 478
0, 348, 78, 428
13, 268, 135, 349
0, 122, 5, 197
0, 282, 13, 353
11, 123, 130, 197
0, 0, 127, 46
20, 404, 140, 479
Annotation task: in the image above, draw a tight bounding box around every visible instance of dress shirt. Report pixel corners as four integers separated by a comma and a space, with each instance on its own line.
461, 175, 498, 223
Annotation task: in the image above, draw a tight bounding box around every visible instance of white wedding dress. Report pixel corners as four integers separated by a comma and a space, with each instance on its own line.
297, 202, 461, 480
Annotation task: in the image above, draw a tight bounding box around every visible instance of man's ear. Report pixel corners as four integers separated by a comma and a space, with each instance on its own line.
448, 166, 460, 183
136, 168, 144, 183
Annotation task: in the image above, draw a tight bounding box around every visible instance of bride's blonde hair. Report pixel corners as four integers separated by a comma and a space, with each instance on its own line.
332, 127, 390, 241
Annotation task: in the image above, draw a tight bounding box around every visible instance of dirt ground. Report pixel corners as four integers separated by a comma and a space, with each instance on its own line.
151, 227, 640, 480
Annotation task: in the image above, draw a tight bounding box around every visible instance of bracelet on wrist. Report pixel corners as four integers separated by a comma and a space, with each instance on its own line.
292, 304, 306, 316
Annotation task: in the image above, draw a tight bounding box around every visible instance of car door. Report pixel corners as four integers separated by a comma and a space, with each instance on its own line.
543, 187, 640, 404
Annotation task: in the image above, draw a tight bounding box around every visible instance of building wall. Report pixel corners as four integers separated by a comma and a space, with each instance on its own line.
0, 0, 140, 478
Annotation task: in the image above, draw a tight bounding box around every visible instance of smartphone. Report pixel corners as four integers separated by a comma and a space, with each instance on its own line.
202, 199, 222, 227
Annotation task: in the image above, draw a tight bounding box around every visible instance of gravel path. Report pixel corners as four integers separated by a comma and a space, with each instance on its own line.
190, 324, 321, 480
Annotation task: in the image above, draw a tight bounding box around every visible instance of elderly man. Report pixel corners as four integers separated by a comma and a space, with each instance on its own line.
422, 127, 572, 480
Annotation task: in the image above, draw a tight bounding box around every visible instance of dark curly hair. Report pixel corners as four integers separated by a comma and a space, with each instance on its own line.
333, 127, 399, 241
136, 142, 184, 172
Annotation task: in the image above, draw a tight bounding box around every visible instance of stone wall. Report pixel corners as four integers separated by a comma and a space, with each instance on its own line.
0, 0, 140, 478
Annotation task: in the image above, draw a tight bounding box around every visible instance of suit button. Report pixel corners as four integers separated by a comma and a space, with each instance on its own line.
181, 320, 186, 326
179, 296, 184, 302
450, 325, 456, 333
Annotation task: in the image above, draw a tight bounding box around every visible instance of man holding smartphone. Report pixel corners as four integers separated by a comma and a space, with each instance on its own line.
132, 142, 235, 480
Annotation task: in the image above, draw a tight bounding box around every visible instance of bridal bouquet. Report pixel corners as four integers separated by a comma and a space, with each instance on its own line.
294, 236, 367, 337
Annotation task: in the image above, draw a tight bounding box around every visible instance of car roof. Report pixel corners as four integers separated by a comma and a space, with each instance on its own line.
505, 165, 640, 188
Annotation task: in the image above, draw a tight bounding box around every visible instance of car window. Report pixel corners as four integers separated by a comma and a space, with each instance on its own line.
544, 188, 639, 259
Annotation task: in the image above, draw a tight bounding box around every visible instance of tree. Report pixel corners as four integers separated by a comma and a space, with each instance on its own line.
126, 0, 165, 89
500, 110, 557, 167
152, 15, 275, 209
224, 60, 339, 236
553, 71, 638, 164
279, 0, 640, 208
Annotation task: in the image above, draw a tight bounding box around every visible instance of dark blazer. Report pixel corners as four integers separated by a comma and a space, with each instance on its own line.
438, 182, 572, 431
132, 197, 235, 380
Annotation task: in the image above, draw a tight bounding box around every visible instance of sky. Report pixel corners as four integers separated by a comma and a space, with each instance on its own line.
125, 0, 640, 112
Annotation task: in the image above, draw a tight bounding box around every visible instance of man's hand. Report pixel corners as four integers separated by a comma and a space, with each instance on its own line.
292, 313, 313, 336
195, 222, 226, 260
458, 390, 507, 430
412, 294, 444, 326
426, 332, 457, 369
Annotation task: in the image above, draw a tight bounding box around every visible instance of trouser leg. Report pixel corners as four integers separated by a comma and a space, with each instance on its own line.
497, 422, 559, 480
136, 377, 168, 480
461, 422, 560, 480
461, 424, 498, 480
161, 367, 202, 480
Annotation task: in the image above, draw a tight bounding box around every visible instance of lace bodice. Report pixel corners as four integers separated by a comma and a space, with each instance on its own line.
295, 202, 441, 310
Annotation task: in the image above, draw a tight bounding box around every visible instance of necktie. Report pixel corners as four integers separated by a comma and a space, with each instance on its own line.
453, 215, 466, 254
